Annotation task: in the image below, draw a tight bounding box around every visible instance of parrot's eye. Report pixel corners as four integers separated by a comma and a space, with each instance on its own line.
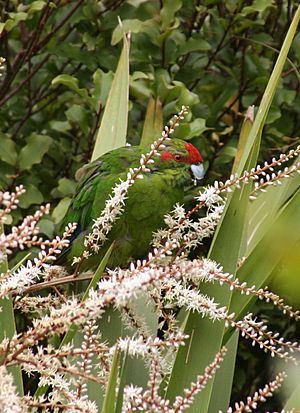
174, 154, 182, 162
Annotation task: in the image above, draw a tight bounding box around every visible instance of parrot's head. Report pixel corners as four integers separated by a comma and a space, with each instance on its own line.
160, 139, 205, 183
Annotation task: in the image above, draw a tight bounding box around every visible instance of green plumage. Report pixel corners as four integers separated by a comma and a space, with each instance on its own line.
61, 139, 197, 269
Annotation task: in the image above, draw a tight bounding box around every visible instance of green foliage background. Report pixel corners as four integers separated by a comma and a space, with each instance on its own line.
0, 0, 300, 410
1, 0, 299, 228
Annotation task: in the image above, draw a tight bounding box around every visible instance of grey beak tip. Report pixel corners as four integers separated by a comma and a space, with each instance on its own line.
191, 163, 205, 182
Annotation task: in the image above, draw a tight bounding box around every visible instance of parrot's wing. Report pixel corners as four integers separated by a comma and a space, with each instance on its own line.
61, 159, 104, 231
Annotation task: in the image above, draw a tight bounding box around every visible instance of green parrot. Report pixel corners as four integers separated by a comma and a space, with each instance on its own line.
60, 138, 204, 270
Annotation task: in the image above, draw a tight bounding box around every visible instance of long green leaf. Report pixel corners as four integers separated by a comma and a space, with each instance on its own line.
140, 96, 163, 147
91, 34, 130, 161
101, 347, 121, 413
207, 331, 239, 413
115, 348, 129, 413
231, 106, 254, 174
246, 155, 300, 255
229, 187, 300, 321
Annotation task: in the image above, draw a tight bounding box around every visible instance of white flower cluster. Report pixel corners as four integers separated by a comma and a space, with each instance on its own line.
153, 188, 224, 255
0, 204, 50, 254
0, 223, 76, 299
122, 346, 227, 413
0, 185, 25, 224
0, 366, 25, 413
0, 57, 5, 77
224, 372, 287, 413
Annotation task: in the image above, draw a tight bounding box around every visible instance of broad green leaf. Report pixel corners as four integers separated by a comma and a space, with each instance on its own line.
56, 178, 76, 197
160, 0, 182, 30
0, 134, 17, 165
92, 69, 114, 107
18, 134, 52, 171
18, 184, 43, 208
111, 19, 144, 46
173, 118, 209, 140
65, 105, 89, 135
178, 38, 211, 55
241, 0, 274, 16
140, 96, 163, 147
28, 1, 46, 12
91, 35, 130, 161
38, 218, 54, 238
51, 74, 95, 109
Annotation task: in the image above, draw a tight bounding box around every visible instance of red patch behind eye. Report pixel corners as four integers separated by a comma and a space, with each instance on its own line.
184, 143, 203, 164
161, 151, 173, 161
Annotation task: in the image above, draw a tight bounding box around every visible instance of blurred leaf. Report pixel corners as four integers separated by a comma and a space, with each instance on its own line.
284, 377, 300, 410
111, 19, 144, 45
51, 74, 95, 109
173, 118, 209, 140
57, 178, 76, 196
65, 104, 89, 134
178, 38, 211, 55
18, 184, 43, 208
230, 187, 300, 321
38, 218, 55, 237
92, 69, 114, 107
91, 35, 130, 160
160, 0, 182, 30
0, 12, 27, 33
18, 134, 52, 171
52, 197, 72, 224
28, 1, 47, 12
0, 134, 17, 165
241, 0, 274, 16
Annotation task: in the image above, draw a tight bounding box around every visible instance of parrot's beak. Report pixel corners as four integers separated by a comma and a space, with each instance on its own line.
191, 163, 205, 183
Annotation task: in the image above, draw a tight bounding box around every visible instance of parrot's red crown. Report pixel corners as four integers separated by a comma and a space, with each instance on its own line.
161, 142, 203, 164
184, 143, 203, 164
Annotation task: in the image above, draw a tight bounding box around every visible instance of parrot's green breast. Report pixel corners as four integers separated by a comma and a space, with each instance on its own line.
61, 142, 194, 269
